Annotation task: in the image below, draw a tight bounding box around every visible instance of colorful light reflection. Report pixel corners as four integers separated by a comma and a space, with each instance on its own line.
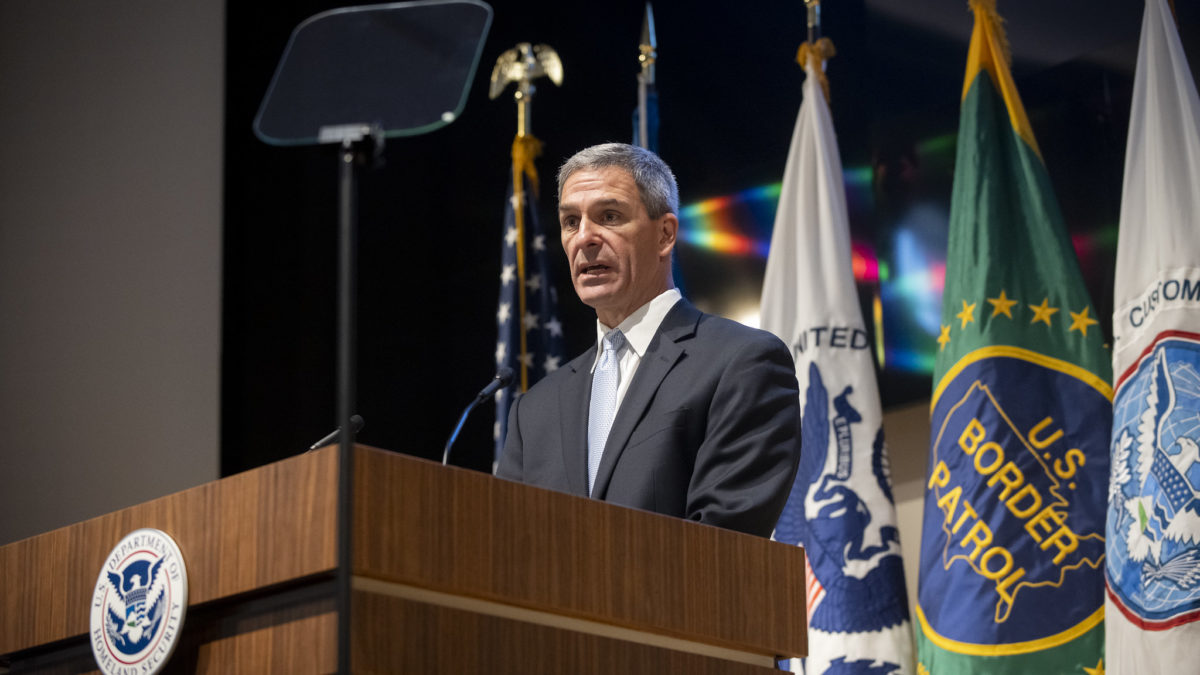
677, 177, 887, 284
678, 184, 776, 257
676, 131, 1118, 380
1071, 225, 1118, 269
677, 170, 947, 375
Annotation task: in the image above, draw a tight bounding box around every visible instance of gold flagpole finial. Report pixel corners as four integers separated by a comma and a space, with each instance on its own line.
805, 0, 820, 46
489, 43, 563, 137
798, 0, 835, 101
639, 3, 658, 84
636, 3, 658, 150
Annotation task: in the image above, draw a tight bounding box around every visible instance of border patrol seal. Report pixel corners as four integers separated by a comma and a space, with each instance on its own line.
919, 347, 1109, 656
89, 528, 188, 675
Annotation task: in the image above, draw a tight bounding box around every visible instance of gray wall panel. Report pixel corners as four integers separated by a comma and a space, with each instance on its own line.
0, 0, 223, 545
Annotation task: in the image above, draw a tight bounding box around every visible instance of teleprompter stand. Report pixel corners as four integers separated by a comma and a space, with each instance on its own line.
252, 3, 493, 671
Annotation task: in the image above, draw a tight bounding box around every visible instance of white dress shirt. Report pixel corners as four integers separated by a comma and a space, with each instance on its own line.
591, 288, 683, 414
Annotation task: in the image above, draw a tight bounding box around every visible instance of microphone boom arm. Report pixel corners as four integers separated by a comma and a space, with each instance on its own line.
443, 367, 513, 465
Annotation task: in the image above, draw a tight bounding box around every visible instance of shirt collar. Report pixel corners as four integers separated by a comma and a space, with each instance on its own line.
595, 288, 683, 359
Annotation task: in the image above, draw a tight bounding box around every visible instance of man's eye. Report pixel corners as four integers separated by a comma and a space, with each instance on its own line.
561, 217, 578, 230
604, 212, 621, 223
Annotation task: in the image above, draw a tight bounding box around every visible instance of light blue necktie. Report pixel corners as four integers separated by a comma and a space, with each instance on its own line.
588, 329, 626, 495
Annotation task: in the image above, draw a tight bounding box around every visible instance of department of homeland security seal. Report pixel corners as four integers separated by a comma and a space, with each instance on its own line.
90, 528, 188, 675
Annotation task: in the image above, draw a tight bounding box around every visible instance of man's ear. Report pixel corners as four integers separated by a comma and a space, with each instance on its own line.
658, 213, 678, 259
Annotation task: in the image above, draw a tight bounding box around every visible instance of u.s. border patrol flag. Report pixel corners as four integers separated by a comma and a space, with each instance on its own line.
915, 1, 1111, 673
762, 39, 913, 675
1105, 0, 1200, 671
495, 135, 565, 460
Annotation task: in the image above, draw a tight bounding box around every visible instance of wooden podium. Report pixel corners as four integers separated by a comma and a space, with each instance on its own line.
0, 445, 806, 673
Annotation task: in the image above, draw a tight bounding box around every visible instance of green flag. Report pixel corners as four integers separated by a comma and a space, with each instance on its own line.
915, 1, 1112, 673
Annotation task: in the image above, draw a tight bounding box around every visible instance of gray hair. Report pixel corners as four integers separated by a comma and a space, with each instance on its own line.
557, 143, 679, 218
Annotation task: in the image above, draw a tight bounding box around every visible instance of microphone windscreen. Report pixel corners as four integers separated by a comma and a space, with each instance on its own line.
496, 367, 515, 387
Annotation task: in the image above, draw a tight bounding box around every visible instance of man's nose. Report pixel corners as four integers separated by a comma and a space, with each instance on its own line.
575, 217, 603, 247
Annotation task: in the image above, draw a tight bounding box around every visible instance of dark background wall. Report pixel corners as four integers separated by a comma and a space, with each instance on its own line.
222, 0, 1194, 477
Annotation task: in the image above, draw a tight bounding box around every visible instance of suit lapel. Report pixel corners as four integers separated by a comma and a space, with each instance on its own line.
559, 347, 595, 496
591, 301, 701, 499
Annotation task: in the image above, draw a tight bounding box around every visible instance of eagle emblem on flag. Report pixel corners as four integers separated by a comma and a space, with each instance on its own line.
1108, 337, 1200, 626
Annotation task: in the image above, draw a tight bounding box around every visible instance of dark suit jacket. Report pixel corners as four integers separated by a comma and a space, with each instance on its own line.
496, 299, 802, 537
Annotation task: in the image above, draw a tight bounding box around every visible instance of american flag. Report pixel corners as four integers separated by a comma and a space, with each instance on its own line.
494, 134, 565, 461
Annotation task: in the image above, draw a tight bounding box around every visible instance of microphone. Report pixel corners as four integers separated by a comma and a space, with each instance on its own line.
443, 367, 514, 465
474, 366, 515, 404
308, 414, 365, 451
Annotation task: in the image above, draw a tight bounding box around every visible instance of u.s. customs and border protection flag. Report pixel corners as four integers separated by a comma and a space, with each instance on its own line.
762, 37, 914, 675
915, 1, 1112, 673
494, 134, 565, 459
1105, 0, 1200, 671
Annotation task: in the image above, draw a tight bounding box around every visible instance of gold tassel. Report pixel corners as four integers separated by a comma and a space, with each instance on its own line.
511, 134, 543, 198
795, 37, 837, 103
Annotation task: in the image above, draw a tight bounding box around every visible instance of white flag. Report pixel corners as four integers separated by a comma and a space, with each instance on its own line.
761, 50, 914, 675
1105, 0, 1200, 672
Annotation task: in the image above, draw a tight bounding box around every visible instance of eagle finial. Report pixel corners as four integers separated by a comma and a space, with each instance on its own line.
489, 43, 563, 137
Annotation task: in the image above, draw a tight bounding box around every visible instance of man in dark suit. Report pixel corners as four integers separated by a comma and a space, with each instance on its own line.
496, 143, 801, 537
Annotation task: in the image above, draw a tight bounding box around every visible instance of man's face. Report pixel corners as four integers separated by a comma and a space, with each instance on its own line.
558, 167, 677, 326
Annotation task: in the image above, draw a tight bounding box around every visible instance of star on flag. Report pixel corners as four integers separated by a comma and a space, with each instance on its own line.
1028, 298, 1059, 326
494, 160, 566, 459
956, 300, 977, 329
1068, 306, 1098, 336
987, 289, 1018, 318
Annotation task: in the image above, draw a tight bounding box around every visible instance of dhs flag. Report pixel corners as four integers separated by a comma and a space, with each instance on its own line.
1105, 0, 1200, 671
495, 135, 565, 460
761, 39, 913, 675
915, 2, 1111, 673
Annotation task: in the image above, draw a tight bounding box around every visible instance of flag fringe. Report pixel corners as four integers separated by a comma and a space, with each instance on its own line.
968, 0, 1012, 68
963, 0, 1041, 158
